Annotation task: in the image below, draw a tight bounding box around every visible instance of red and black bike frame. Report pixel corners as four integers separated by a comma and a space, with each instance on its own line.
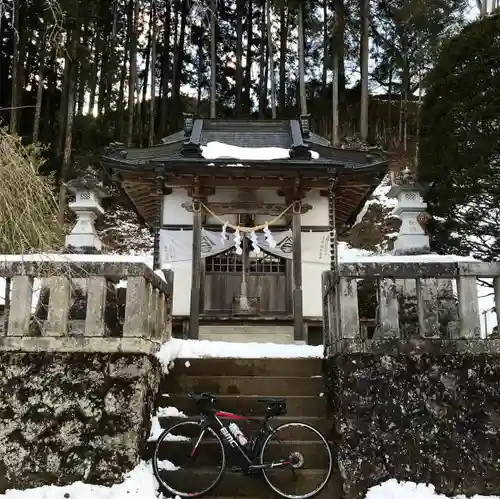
190, 409, 292, 473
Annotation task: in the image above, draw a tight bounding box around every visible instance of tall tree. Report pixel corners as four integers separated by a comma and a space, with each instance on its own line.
148, 0, 158, 146
419, 14, 500, 260
267, 0, 276, 118
297, 2, 307, 115
126, 0, 139, 147
210, 0, 217, 118
360, 0, 369, 141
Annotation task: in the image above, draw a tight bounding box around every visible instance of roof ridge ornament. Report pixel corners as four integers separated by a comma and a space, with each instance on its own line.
104, 142, 127, 158
181, 117, 203, 158
183, 113, 194, 136
299, 114, 310, 139
289, 119, 312, 160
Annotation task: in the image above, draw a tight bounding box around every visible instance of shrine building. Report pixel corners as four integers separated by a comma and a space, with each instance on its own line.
102, 115, 388, 344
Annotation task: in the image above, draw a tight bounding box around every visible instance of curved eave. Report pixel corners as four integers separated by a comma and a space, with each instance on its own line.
102, 155, 389, 178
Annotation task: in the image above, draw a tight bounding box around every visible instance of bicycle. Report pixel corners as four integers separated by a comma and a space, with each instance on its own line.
152, 392, 333, 499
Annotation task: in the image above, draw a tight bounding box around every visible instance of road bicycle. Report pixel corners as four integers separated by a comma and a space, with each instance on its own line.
152, 392, 333, 499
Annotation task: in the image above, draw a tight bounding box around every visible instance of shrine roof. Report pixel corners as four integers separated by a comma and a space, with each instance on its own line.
102, 117, 387, 172
101, 116, 389, 229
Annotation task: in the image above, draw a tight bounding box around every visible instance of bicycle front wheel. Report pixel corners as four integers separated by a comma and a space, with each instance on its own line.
259, 422, 333, 499
152, 420, 226, 498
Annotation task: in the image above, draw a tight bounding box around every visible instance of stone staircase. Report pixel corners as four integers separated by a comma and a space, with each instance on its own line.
148, 358, 342, 499
198, 325, 295, 344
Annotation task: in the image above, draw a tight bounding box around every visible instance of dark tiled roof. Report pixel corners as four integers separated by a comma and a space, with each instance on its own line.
101, 118, 389, 229
199, 119, 292, 148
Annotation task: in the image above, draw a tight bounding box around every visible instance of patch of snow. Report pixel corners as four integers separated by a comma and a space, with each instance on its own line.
148, 406, 188, 442
156, 339, 322, 366
156, 407, 187, 418
365, 479, 500, 499
0, 253, 154, 266
0, 461, 159, 499
201, 141, 320, 161
148, 415, 164, 442
156, 459, 180, 471
354, 174, 398, 225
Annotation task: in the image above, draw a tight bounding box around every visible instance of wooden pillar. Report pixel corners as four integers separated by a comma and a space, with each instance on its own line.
190, 195, 202, 339
292, 202, 305, 342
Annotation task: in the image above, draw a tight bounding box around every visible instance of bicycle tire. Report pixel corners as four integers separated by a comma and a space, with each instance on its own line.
259, 421, 333, 499
152, 420, 226, 498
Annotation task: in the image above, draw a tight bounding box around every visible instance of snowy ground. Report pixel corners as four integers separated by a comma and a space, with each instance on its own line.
1, 468, 498, 499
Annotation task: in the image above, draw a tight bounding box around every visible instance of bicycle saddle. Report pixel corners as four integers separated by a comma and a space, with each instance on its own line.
188, 392, 217, 403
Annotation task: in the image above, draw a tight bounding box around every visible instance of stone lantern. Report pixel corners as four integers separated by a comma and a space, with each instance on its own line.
387, 166, 431, 255
65, 175, 108, 253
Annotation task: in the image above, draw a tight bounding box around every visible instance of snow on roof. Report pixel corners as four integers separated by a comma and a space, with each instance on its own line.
201, 141, 320, 161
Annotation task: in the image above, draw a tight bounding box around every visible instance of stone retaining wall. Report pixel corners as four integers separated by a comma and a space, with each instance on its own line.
325, 342, 500, 499
0, 352, 161, 492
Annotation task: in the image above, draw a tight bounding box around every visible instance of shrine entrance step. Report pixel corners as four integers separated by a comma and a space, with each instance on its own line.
199, 325, 294, 343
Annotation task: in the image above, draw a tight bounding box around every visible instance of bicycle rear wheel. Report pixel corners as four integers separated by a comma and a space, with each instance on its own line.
152, 420, 226, 498
259, 422, 333, 499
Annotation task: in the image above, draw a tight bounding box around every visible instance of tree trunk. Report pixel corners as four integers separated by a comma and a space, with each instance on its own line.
360, 0, 369, 142
159, 2, 171, 136
148, 0, 158, 147
98, 1, 113, 116
332, 0, 346, 105
244, 0, 253, 114
88, 25, 101, 115
58, 30, 78, 226
387, 60, 393, 135
55, 52, 71, 158
267, 0, 276, 119
126, 0, 139, 147
298, 3, 307, 116
235, 0, 243, 116
403, 56, 409, 152
32, 29, 47, 143
197, 29, 203, 113
322, 0, 328, 89
9, 0, 20, 134
173, 0, 189, 122
279, 6, 288, 113
210, 0, 217, 118
258, 0, 267, 118
43, 45, 57, 144
106, 0, 119, 114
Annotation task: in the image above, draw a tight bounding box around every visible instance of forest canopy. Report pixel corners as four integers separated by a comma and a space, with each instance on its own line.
419, 12, 500, 261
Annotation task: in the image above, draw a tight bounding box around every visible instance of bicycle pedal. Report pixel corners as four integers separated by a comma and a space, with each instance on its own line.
230, 466, 242, 473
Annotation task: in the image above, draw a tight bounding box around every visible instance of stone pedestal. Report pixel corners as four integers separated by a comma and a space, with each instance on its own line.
65, 176, 107, 253
387, 168, 430, 255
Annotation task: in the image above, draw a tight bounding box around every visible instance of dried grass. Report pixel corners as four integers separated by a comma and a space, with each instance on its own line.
0, 128, 64, 253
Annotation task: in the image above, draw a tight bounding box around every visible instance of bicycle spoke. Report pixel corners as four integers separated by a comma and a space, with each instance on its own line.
153, 421, 226, 498
260, 422, 333, 499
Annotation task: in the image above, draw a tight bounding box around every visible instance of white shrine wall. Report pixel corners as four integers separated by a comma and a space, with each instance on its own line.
301, 190, 330, 317
160, 187, 331, 318
161, 188, 192, 315
162, 189, 192, 225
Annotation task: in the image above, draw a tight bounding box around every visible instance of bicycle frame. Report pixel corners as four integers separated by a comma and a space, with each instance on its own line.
191, 410, 293, 474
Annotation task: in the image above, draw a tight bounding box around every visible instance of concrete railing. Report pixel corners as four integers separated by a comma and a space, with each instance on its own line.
0, 258, 173, 353
322, 261, 499, 353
